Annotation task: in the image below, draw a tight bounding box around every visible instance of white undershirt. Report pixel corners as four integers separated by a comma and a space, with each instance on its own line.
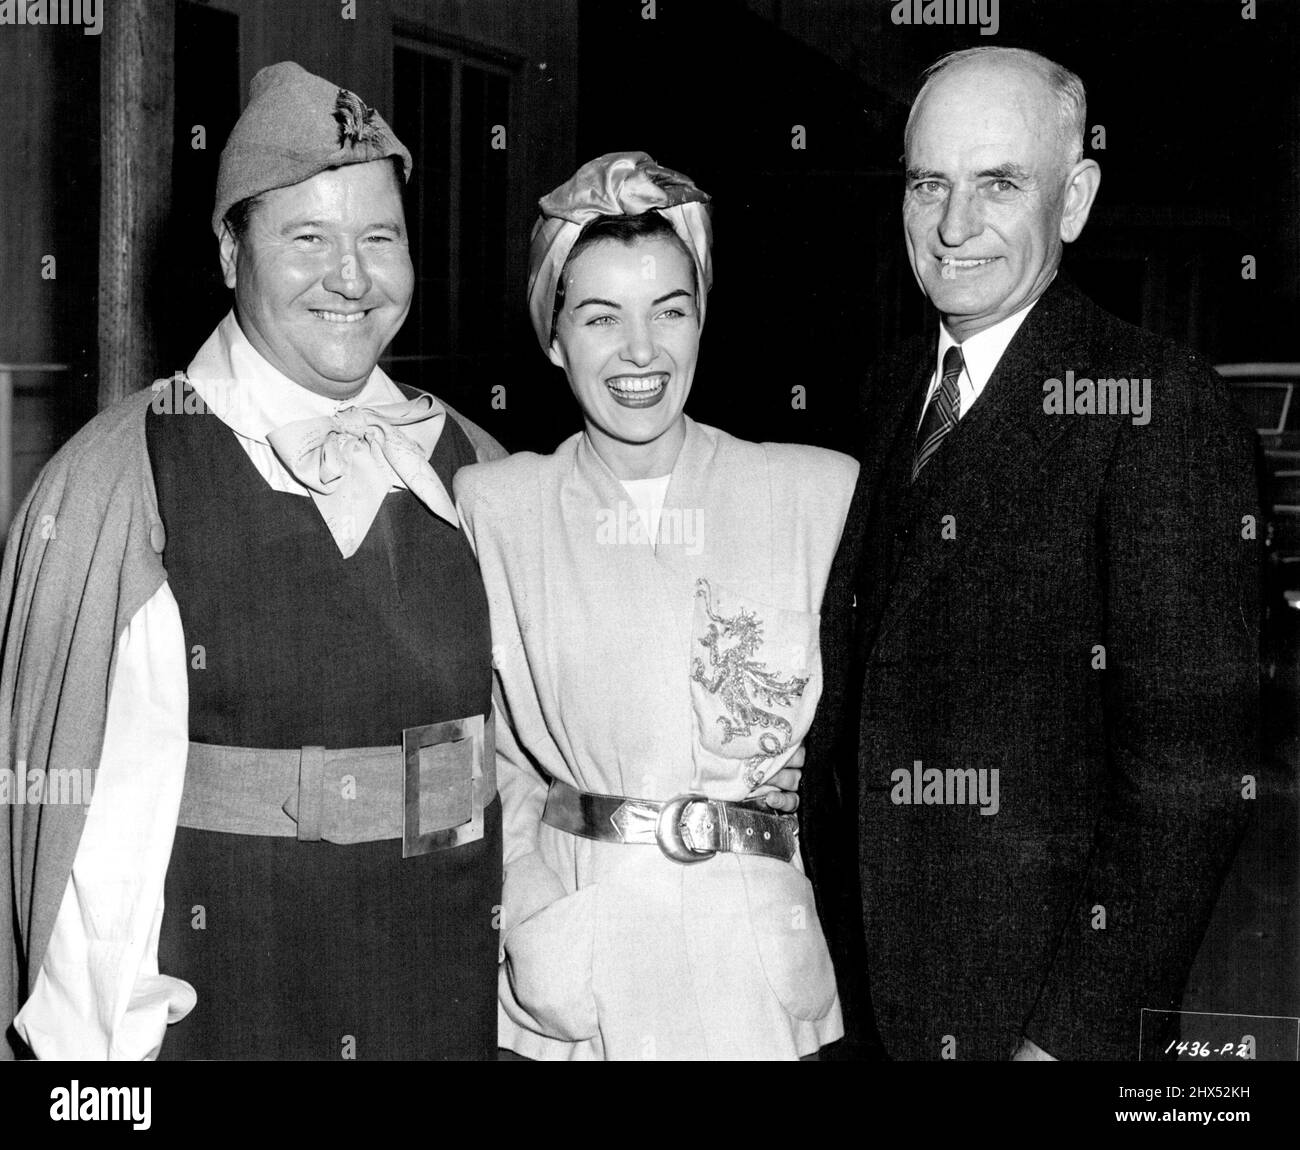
619, 474, 672, 545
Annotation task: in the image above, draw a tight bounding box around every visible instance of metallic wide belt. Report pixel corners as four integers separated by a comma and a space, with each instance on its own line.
177, 710, 493, 857
541, 778, 797, 865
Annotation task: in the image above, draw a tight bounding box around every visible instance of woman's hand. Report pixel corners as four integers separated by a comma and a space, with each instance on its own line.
763, 745, 805, 813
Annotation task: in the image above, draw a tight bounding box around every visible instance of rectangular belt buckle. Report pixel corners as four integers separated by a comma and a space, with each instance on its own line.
401, 712, 490, 858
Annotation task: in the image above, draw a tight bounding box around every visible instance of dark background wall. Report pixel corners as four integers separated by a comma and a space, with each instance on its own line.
568, 0, 1300, 455
3, 0, 1295, 457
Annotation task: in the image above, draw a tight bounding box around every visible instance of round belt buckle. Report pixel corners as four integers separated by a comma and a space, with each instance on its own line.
656, 794, 717, 864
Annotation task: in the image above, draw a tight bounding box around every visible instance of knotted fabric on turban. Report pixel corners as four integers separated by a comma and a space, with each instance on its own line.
526, 151, 713, 352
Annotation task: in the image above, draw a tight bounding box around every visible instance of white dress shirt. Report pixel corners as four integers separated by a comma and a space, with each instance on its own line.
917, 295, 1043, 428
15, 312, 432, 1059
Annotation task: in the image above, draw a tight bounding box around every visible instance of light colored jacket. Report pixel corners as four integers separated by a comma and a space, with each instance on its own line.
456, 418, 858, 1060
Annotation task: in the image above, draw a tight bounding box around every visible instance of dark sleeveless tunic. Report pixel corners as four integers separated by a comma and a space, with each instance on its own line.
148, 387, 499, 1060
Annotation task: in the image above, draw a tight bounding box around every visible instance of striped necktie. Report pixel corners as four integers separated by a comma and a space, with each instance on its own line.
911, 344, 964, 482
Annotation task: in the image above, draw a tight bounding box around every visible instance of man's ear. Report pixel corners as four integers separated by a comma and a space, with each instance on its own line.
218, 222, 239, 289
546, 338, 565, 369
1059, 158, 1101, 244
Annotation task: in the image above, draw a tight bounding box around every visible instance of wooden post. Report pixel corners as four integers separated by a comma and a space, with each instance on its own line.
0, 366, 12, 531
98, 0, 175, 411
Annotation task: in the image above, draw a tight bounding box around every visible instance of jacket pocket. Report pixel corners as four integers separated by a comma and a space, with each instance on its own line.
739, 859, 838, 1021
501, 883, 600, 1042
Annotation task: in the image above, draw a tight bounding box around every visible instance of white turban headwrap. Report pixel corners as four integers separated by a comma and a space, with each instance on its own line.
526, 151, 713, 352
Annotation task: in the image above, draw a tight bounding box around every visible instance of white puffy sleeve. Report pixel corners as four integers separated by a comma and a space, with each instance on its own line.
14, 582, 194, 1060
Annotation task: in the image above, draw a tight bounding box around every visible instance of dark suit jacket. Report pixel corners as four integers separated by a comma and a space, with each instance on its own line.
802, 274, 1260, 1061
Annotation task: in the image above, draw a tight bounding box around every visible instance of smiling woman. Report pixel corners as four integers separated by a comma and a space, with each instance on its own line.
454, 152, 861, 1061
547, 218, 700, 478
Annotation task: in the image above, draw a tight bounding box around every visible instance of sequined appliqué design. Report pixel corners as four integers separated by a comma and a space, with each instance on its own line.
689, 578, 809, 788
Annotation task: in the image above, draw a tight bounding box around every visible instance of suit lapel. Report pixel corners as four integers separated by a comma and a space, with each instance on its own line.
859, 343, 932, 511
872, 277, 1089, 651
842, 338, 929, 667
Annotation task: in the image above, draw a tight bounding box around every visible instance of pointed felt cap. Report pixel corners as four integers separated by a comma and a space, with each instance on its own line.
212, 61, 412, 235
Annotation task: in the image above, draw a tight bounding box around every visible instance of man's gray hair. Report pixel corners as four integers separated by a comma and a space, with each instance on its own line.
904, 47, 1087, 169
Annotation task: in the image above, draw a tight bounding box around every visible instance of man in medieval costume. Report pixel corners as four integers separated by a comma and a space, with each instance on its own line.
1, 61, 504, 1060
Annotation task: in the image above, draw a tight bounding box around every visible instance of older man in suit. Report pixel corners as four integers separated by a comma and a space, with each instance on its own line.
802, 46, 1259, 1061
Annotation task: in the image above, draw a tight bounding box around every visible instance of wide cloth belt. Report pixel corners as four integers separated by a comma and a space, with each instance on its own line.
541, 777, 797, 864
177, 710, 494, 858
